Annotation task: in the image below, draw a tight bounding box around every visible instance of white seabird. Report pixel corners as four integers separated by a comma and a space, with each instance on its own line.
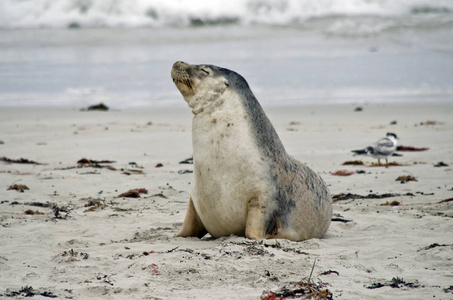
351, 133, 398, 165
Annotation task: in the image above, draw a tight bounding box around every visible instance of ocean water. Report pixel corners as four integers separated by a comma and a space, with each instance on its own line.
1, 0, 453, 108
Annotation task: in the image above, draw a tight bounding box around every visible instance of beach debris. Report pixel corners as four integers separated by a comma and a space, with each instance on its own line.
118, 188, 148, 198
51, 204, 71, 220
369, 161, 405, 167
77, 158, 115, 164
261, 281, 332, 300
356, 170, 366, 174
289, 121, 301, 125
331, 170, 354, 176
7, 184, 29, 192
84, 198, 107, 212
149, 263, 159, 274
367, 277, 420, 289
120, 247, 181, 260
354, 107, 363, 112
122, 169, 145, 175
76, 158, 116, 171
396, 175, 417, 183
0, 140, 4, 144
179, 157, 193, 164
319, 270, 339, 276
155, 163, 164, 168
223, 240, 311, 256
415, 191, 434, 196
380, 200, 402, 206
122, 162, 145, 175
332, 192, 405, 202
434, 161, 449, 167
397, 145, 429, 151
331, 217, 353, 223
178, 169, 193, 174
390, 120, 397, 125
439, 197, 453, 204
150, 192, 168, 199
12, 201, 51, 208
24, 209, 45, 215
419, 120, 440, 126
444, 286, 453, 294
417, 243, 451, 252
243, 245, 272, 256
0, 156, 42, 165
2, 286, 57, 298
61, 249, 89, 260
342, 160, 364, 165
86, 103, 109, 111
95, 274, 114, 285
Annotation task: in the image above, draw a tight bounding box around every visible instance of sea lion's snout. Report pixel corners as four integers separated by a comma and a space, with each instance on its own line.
171, 61, 195, 97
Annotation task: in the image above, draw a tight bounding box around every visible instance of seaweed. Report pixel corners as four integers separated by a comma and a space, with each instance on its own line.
331, 170, 354, 176
51, 204, 71, 220
342, 160, 364, 165
3, 286, 57, 298
417, 243, 451, 252
380, 201, 402, 206
85, 103, 109, 111
261, 281, 333, 300
179, 157, 193, 164
0, 156, 42, 165
395, 175, 417, 183
122, 169, 145, 175
434, 161, 449, 167
24, 209, 45, 215
84, 198, 107, 212
319, 270, 339, 276
331, 217, 352, 223
367, 277, 420, 289
178, 169, 193, 174
439, 197, 453, 204
332, 192, 404, 202
396, 146, 429, 151
370, 162, 405, 167
77, 158, 115, 164
76, 158, 116, 170
7, 184, 29, 192
118, 188, 148, 198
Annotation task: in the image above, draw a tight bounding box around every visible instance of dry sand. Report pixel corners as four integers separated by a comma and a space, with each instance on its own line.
1, 104, 452, 299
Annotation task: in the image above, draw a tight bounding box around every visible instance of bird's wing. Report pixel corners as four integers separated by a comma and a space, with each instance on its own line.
373, 137, 396, 156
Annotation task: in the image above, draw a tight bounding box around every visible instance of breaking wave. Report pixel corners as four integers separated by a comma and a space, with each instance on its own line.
1, 0, 453, 35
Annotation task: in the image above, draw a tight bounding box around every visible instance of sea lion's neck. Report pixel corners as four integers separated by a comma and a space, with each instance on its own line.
189, 91, 227, 116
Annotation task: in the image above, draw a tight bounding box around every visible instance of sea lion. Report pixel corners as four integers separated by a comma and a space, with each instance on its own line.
171, 61, 332, 241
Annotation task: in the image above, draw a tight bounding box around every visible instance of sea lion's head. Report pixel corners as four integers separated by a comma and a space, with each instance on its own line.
171, 61, 236, 112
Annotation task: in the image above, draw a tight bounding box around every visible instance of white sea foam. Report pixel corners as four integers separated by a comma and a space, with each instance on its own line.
1, 0, 453, 35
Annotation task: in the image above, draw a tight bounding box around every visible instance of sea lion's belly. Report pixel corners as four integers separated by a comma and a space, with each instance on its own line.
191, 110, 271, 237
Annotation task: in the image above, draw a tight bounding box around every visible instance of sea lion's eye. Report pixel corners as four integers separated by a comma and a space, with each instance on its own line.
201, 68, 210, 75
224, 81, 230, 87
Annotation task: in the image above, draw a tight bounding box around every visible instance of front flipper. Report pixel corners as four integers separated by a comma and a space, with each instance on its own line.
175, 196, 207, 238
245, 197, 266, 240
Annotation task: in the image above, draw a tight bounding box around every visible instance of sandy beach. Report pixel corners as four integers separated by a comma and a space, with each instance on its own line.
0, 104, 452, 299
